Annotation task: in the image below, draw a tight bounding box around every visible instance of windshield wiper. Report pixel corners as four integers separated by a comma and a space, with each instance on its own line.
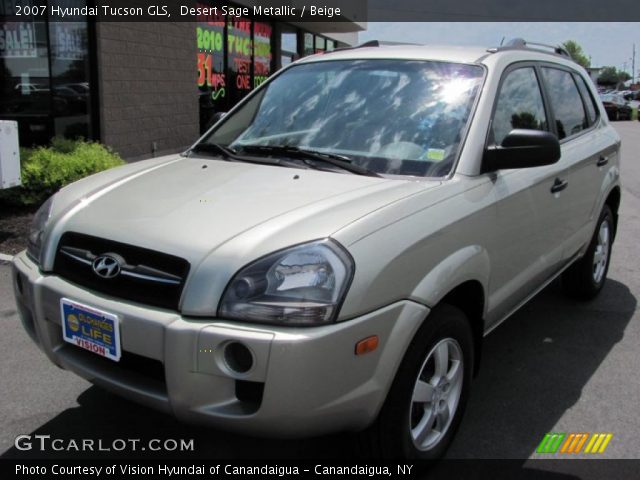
185, 143, 304, 169
186, 142, 237, 159
237, 145, 381, 177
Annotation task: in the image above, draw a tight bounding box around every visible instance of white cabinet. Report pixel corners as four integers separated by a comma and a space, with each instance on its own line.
0, 120, 21, 189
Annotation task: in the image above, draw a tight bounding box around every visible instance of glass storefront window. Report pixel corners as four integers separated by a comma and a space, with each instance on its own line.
193, 6, 341, 133
280, 28, 297, 67
281, 31, 297, 55
253, 22, 272, 88
227, 18, 252, 106
0, 0, 94, 146
196, 3, 226, 132
50, 17, 93, 139
303, 32, 314, 56
326, 39, 335, 51
196, 6, 278, 132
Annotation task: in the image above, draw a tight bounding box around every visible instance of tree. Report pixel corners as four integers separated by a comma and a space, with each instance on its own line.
618, 71, 631, 82
598, 66, 629, 86
562, 40, 591, 69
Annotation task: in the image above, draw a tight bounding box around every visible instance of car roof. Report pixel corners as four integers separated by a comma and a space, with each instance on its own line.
297, 45, 490, 65
296, 43, 580, 71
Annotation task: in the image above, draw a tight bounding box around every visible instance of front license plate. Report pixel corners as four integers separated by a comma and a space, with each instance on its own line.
60, 298, 121, 362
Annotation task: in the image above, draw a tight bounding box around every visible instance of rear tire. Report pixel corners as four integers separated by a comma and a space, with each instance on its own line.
359, 304, 474, 459
562, 205, 614, 300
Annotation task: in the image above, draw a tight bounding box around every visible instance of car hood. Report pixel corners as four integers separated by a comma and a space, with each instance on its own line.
48, 155, 433, 268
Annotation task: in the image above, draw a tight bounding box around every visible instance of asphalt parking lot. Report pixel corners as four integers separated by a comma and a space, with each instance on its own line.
1, 123, 639, 466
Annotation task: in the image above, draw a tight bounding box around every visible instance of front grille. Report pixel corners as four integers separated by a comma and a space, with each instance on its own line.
53, 232, 190, 310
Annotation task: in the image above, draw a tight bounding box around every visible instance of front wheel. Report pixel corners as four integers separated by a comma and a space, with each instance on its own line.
359, 304, 474, 459
562, 205, 614, 300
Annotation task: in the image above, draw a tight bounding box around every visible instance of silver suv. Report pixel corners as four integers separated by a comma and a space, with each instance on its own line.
12, 39, 621, 459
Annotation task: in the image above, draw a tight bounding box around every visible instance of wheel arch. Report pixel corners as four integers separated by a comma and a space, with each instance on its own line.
409, 246, 489, 377
439, 281, 485, 377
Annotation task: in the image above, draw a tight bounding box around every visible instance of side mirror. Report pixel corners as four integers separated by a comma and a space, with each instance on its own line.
482, 129, 561, 173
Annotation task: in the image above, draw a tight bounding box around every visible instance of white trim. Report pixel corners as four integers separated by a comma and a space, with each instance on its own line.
0, 253, 14, 262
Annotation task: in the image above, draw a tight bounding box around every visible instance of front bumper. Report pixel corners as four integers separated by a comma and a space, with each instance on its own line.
12, 251, 428, 437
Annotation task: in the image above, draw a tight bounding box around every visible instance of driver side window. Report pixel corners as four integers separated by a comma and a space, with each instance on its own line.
492, 67, 548, 146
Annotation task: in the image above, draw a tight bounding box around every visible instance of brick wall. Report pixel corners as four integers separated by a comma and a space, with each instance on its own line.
96, 22, 198, 161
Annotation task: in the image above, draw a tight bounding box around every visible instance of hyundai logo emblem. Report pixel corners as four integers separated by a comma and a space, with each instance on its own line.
92, 255, 121, 279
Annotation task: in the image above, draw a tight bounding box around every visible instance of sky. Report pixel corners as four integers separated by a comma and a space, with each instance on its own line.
359, 23, 639, 78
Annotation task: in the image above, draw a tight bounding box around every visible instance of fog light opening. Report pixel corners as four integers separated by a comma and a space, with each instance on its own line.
224, 342, 254, 374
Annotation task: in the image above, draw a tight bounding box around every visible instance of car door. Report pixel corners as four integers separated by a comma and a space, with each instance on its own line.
541, 69, 619, 260
485, 64, 570, 326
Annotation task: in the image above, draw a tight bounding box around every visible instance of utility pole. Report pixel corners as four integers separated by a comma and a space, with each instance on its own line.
633, 43, 636, 84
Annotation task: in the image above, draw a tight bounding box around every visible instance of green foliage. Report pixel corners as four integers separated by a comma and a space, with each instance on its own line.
618, 71, 632, 82
50, 136, 79, 154
0, 138, 124, 207
562, 40, 591, 69
598, 66, 630, 86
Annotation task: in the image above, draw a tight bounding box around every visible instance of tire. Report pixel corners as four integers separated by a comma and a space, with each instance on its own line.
562, 205, 614, 300
359, 304, 474, 459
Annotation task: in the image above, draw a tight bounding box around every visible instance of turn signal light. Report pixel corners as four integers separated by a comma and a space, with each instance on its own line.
355, 335, 379, 355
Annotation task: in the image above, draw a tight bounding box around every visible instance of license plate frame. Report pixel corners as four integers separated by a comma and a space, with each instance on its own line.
60, 298, 121, 362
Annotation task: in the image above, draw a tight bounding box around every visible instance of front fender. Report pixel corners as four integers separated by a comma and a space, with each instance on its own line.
409, 245, 490, 316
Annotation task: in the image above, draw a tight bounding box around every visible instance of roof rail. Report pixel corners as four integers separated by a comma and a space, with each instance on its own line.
487, 38, 572, 60
333, 40, 380, 53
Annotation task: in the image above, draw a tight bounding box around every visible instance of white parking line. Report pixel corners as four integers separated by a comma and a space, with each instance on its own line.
0, 253, 14, 262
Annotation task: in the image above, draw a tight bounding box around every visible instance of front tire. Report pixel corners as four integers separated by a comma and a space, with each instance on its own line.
562, 205, 614, 300
360, 304, 474, 459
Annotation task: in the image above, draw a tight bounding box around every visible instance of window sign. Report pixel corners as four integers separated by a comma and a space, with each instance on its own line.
51, 22, 86, 61
0, 21, 37, 58
196, 3, 225, 102
253, 22, 272, 88
227, 18, 252, 104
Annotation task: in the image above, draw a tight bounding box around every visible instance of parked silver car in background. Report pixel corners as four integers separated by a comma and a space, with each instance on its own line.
12, 39, 621, 459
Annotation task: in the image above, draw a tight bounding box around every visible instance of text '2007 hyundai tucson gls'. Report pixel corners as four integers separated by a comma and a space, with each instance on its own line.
12, 39, 621, 459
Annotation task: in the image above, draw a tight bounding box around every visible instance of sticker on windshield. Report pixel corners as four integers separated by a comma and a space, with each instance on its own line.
424, 148, 446, 162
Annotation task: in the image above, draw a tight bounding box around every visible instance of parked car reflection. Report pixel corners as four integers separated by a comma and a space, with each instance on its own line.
600, 93, 633, 121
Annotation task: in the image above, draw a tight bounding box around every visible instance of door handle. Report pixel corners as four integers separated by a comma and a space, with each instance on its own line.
550, 177, 569, 194
597, 155, 609, 167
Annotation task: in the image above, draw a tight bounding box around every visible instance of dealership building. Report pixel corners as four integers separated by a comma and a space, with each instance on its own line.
0, 0, 365, 159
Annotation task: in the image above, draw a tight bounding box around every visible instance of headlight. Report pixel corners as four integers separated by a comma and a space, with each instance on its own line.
27, 195, 54, 265
219, 240, 354, 326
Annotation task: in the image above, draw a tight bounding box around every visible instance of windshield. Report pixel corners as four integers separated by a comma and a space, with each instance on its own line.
200, 59, 484, 178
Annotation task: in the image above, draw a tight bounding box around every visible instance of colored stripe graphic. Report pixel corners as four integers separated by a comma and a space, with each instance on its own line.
598, 434, 613, 453
560, 433, 575, 453
537, 433, 566, 453
539, 433, 613, 454
585, 433, 613, 453
574, 433, 589, 453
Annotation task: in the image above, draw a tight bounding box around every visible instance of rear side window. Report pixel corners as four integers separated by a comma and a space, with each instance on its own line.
492, 67, 548, 146
541, 68, 588, 140
575, 75, 599, 125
